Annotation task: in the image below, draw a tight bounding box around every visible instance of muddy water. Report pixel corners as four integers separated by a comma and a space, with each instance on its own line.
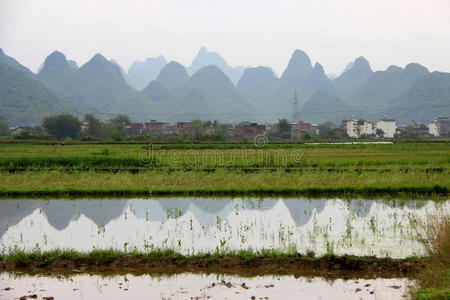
0, 198, 448, 257
0, 272, 413, 300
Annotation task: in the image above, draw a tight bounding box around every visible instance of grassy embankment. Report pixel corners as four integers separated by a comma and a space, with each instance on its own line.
0, 142, 449, 197
0, 248, 423, 278
412, 217, 450, 299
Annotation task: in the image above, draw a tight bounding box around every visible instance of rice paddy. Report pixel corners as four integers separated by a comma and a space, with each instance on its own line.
0, 141, 449, 299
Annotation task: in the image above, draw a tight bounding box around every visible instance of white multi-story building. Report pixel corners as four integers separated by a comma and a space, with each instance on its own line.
346, 119, 373, 138
428, 122, 438, 136
375, 119, 396, 138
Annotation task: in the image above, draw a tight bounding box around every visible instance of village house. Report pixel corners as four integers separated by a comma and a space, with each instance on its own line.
125, 123, 144, 135
428, 121, 438, 136
238, 123, 266, 140
411, 124, 431, 138
396, 125, 407, 136
334, 128, 347, 137
174, 122, 195, 135
429, 117, 450, 136
375, 119, 396, 138
345, 119, 373, 138
203, 123, 235, 136
144, 120, 169, 135
218, 123, 236, 137
291, 121, 319, 138
10, 126, 32, 135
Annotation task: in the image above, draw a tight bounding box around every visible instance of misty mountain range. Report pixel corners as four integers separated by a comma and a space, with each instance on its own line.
1, 46, 450, 126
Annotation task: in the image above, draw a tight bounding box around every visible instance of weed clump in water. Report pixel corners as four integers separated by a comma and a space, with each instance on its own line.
412, 216, 450, 299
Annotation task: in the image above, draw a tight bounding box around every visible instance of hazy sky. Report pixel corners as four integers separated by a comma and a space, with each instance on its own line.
1, 0, 450, 75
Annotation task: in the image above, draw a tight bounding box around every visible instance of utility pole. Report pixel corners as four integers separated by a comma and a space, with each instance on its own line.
291, 91, 300, 141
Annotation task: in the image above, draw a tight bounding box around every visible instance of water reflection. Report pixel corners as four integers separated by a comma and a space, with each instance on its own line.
0, 272, 412, 300
0, 198, 447, 258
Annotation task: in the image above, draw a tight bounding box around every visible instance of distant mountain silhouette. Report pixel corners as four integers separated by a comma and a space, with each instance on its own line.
238, 50, 338, 120
140, 80, 175, 102
390, 71, 450, 122
67, 60, 78, 69
237, 66, 278, 111
156, 61, 190, 90
2, 49, 450, 125
302, 91, 357, 123
333, 57, 373, 100
278, 49, 314, 94
38, 51, 75, 83
188, 65, 243, 101
0, 61, 78, 125
109, 59, 128, 81
127, 56, 167, 91
142, 62, 253, 121
305, 63, 337, 96
38, 52, 139, 113
188, 47, 246, 85
274, 50, 337, 114
0, 48, 33, 75
349, 63, 429, 109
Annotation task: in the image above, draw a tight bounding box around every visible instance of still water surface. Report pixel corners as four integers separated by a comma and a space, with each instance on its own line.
1, 198, 448, 257
0, 272, 412, 300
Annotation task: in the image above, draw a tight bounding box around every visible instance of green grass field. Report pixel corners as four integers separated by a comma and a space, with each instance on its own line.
0, 142, 449, 169
0, 142, 449, 197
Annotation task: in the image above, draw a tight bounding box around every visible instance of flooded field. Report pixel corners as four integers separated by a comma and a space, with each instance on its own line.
0, 272, 413, 300
1, 197, 448, 257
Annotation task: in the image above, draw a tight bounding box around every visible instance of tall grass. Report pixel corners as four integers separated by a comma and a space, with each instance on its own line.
413, 216, 450, 299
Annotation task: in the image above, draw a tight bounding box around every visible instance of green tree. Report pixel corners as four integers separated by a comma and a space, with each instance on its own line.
236, 121, 250, 129
277, 118, 292, 139
318, 122, 340, 139
375, 128, 385, 138
302, 132, 312, 140
211, 127, 226, 141
83, 114, 103, 137
31, 125, 45, 136
191, 119, 204, 141
0, 115, 9, 136
42, 114, 82, 139
109, 114, 130, 132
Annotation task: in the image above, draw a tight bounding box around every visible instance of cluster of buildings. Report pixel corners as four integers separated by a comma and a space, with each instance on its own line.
126, 119, 326, 140
125, 116, 450, 140
125, 120, 267, 140
10, 116, 449, 140
345, 117, 450, 138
